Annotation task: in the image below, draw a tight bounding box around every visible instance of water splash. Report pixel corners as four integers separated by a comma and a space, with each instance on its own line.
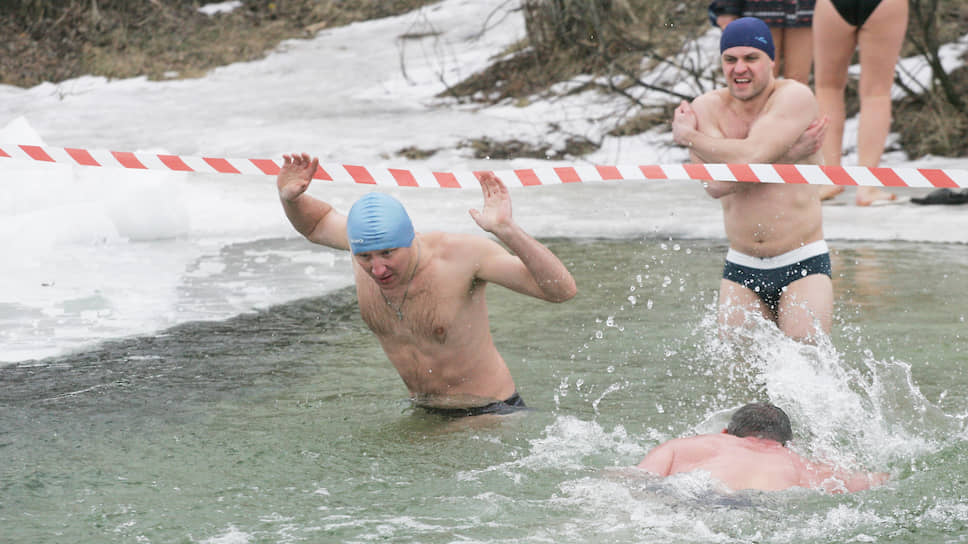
689, 309, 952, 470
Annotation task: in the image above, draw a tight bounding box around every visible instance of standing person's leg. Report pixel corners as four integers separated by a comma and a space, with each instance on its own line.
813, 0, 858, 200
769, 26, 786, 79
780, 26, 813, 84
718, 280, 776, 333
776, 274, 833, 342
854, 0, 909, 206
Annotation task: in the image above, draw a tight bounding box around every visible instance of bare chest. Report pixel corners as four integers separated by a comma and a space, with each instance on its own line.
356, 279, 485, 346
718, 112, 754, 140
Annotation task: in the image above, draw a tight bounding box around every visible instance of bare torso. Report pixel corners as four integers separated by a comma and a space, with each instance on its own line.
720, 184, 823, 256
277, 157, 575, 408
354, 232, 516, 408
697, 83, 825, 257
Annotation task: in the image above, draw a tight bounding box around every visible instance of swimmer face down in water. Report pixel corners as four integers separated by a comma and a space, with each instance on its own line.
638, 403, 888, 493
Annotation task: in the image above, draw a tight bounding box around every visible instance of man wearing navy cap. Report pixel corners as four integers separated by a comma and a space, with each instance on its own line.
671, 17, 833, 342
276, 153, 576, 416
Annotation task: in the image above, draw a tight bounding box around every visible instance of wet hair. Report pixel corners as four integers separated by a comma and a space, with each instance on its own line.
726, 402, 793, 445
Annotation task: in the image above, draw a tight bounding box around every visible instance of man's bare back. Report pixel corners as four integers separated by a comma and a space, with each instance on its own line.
637, 403, 888, 493
640, 433, 818, 491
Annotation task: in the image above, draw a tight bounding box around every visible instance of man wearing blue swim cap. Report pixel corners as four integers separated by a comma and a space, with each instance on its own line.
670, 17, 833, 343
277, 153, 577, 416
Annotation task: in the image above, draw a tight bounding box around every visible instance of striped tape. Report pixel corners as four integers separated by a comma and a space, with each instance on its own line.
1, 144, 965, 188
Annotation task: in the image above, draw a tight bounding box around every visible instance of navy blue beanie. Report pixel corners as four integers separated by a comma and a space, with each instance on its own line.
720, 17, 775, 60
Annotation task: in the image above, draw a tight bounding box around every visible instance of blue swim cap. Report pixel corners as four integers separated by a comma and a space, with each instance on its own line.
720, 17, 775, 60
345, 192, 415, 254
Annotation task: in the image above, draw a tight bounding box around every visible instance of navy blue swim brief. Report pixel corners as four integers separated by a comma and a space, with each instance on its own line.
722, 240, 832, 310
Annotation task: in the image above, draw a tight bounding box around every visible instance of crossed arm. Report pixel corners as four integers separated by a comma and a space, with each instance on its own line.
673, 85, 827, 198
673, 83, 826, 165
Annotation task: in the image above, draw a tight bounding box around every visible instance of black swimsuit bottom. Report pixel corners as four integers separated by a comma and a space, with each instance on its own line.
416, 392, 528, 418
830, 0, 883, 27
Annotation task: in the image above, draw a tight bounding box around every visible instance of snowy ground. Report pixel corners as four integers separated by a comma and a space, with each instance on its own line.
1, 0, 966, 363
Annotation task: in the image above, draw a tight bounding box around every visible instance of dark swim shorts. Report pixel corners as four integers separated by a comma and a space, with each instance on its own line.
416, 392, 528, 418
722, 240, 832, 310
709, 0, 815, 28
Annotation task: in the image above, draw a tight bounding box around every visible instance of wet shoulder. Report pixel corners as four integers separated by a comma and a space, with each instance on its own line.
690, 90, 732, 134
431, 231, 498, 262
692, 90, 730, 115
770, 79, 817, 108
418, 231, 463, 261
420, 231, 491, 283
774, 78, 811, 93
675, 433, 733, 456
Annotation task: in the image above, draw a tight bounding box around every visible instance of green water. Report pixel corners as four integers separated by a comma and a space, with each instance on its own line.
2, 238, 967, 543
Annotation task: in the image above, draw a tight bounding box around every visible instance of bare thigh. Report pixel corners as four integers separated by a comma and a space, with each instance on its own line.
776, 274, 833, 341
856, 0, 908, 97
812, 0, 858, 89
718, 279, 775, 329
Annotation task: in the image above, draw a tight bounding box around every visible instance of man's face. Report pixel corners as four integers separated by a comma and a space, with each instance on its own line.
354, 246, 411, 289
721, 46, 773, 101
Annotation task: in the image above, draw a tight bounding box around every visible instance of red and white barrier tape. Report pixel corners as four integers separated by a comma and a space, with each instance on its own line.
2, 144, 965, 188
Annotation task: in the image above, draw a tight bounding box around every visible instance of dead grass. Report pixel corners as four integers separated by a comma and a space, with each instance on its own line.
445, 0, 967, 159
2, 0, 965, 159
0, 0, 438, 87
458, 135, 598, 161
446, 0, 706, 106
607, 104, 677, 138
894, 66, 968, 158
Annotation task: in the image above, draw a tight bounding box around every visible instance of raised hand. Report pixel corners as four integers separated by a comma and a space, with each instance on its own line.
469, 171, 512, 234
277, 153, 319, 202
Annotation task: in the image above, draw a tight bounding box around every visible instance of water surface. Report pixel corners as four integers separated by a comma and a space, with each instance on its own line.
2, 238, 966, 543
